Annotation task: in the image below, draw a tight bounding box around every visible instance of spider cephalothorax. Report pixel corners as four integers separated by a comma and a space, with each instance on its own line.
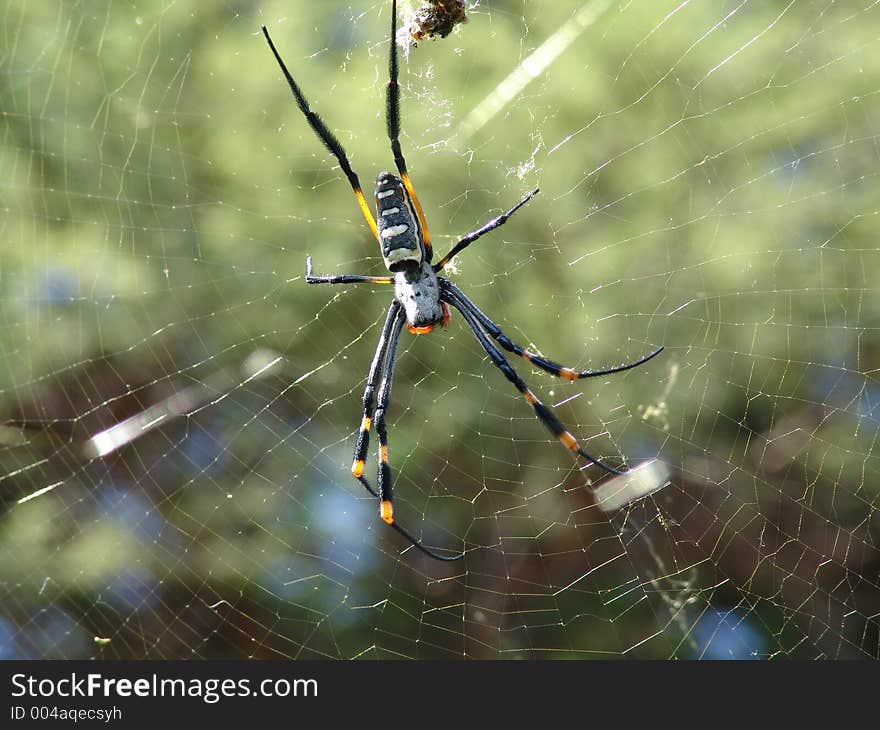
263, 0, 663, 561
393, 260, 448, 334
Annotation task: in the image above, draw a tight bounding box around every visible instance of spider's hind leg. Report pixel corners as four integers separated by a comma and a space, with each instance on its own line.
385, 0, 432, 259
262, 25, 380, 242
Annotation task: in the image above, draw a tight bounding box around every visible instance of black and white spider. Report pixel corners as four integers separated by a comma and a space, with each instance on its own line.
262, 0, 663, 561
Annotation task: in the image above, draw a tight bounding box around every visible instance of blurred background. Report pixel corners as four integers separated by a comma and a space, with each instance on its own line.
1, 0, 878, 659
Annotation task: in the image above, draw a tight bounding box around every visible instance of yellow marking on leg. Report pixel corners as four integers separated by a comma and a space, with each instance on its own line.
352, 459, 365, 477
560, 367, 579, 381
401, 172, 432, 254
522, 351, 533, 361
559, 431, 579, 451
354, 186, 380, 241
361, 416, 372, 431
380, 500, 394, 524
523, 389, 538, 405
379, 444, 389, 463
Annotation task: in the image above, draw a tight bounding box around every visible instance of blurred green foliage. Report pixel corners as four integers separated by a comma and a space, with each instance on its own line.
1, 0, 879, 659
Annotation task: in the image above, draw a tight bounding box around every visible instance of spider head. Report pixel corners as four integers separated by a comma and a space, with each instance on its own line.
375, 172, 423, 271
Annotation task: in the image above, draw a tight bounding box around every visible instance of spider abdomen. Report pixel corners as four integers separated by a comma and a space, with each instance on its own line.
394, 261, 445, 331
376, 172, 422, 270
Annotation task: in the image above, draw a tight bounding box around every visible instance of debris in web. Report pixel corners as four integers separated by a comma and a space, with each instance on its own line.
408, 1, 468, 44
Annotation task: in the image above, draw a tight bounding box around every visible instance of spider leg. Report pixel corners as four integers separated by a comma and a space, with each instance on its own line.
357, 307, 466, 561
350, 302, 401, 484
305, 256, 394, 286
444, 291, 627, 476
386, 0, 433, 260
262, 25, 379, 242
433, 188, 539, 273
442, 280, 663, 379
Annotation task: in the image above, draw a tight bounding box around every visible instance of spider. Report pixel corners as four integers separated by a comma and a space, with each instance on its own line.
261, 0, 663, 561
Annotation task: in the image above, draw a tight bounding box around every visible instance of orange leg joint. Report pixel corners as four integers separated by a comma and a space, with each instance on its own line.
380, 500, 394, 524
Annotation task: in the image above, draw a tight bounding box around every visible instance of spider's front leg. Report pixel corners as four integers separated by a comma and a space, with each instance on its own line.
444, 288, 629, 476
442, 280, 663, 380
371, 310, 412, 524
350, 302, 401, 483
357, 308, 465, 562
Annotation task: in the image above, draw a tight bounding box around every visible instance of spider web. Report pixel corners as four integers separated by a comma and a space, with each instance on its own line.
2, 0, 879, 660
